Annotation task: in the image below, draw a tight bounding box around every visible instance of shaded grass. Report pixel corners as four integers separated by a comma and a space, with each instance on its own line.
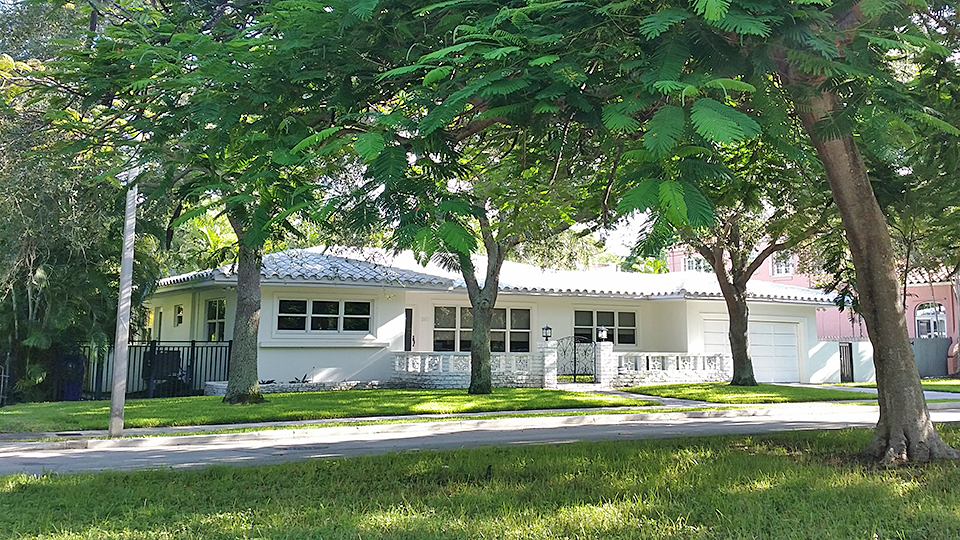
840, 379, 960, 394
3, 426, 960, 539
623, 382, 875, 403
0, 388, 657, 433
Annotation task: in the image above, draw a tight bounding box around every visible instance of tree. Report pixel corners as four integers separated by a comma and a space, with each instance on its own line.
289, 3, 627, 394
0, 2, 160, 402
378, 0, 960, 460
624, 137, 833, 385
45, 0, 351, 403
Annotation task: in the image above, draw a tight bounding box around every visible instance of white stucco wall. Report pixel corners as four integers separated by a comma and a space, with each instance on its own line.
683, 299, 823, 383
147, 279, 832, 385
256, 284, 406, 383
808, 340, 875, 383
145, 288, 236, 343
640, 300, 688, 352
404, 291, 658, 354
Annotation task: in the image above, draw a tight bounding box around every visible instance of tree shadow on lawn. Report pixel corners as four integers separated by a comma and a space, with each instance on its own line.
3, 429, 960, 539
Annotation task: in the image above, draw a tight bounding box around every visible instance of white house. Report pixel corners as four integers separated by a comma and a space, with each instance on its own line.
144, 247, 867, 390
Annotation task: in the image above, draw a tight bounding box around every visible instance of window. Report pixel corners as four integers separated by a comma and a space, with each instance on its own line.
771, 252, 794, 276
434, 306, 531, 353
206, 299, 226, 341
685, 255, 711, 272
276, 299, 372, 333
174, 305, 184, 327
916, 302, 947, 338
154, 309, 163, 341
574, 310, 637, 345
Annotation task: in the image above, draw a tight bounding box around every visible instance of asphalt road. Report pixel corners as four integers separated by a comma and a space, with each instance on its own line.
5, 403, 960, 476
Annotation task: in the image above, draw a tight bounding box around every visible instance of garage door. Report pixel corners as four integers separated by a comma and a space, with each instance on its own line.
702, 320, 800, 382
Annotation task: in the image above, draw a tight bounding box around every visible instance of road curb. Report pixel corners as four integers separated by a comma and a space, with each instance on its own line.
0, 407, 776, 453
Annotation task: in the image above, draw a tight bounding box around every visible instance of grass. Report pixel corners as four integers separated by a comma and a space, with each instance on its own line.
3, 426, 960, 539
0, 388, 657, 433
624, 382, 877, 403
839, 378, 960, 394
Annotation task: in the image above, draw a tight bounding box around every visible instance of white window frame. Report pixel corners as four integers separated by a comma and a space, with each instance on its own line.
915, 302, 947, 338
771, 252, 794, 277
685, 255, 711, 273
275, 298, 373, 335
573, 309, 638, 345
173, 304, 184, 327
205, 298, 226, 342
433, 305, 532, 353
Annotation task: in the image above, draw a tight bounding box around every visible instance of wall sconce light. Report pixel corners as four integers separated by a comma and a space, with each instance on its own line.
597, 326, 608, 341
541, 325, 552, 341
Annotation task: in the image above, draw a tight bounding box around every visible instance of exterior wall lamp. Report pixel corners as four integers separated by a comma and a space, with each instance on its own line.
541, 325, 552, 341
597, 326, 608, 342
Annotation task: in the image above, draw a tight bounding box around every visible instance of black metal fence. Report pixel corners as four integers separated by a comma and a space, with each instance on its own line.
0, 363, 8, 406
80, 341, 232, 399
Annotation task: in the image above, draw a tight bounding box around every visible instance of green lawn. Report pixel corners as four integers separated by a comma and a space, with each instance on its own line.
4, 427, 960, 539
623, 382, 876, 403
839, 378, 960, 393
0, 388, 657, 433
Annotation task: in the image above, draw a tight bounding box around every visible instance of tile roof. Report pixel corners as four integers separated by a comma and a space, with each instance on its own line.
905, 266, 957, 285
158, 247, 834, 305
157, 248, 454, 290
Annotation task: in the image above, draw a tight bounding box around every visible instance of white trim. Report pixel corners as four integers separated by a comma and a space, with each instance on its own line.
269, 293, 376, 341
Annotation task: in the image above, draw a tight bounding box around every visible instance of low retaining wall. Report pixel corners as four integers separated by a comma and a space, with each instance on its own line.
391, 352, 543, 389
611, 369, 730, 387
204, 380, 392, 395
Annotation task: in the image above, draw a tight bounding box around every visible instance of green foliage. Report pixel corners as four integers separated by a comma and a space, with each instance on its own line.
690, 98, 760, 144
643, 105, 685, 156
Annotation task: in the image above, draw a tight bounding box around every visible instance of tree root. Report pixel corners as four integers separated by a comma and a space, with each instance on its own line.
223, 392, 266, 405
862, 425, 960, 465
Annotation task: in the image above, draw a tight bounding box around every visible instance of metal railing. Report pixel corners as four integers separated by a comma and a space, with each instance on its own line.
81, 340, 232, 399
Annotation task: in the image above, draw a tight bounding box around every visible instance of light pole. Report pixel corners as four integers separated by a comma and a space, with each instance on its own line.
109, 177, 138, 437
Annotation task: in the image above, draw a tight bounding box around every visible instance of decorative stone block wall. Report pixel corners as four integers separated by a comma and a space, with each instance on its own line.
389, 352, 543, 389
610, 352, 732, 387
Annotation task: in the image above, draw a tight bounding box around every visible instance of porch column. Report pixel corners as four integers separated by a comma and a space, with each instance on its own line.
595, 341, 617, 388
539, 340, 558, 389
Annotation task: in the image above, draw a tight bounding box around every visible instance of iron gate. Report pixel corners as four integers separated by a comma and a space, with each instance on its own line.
557, 336, 598, 383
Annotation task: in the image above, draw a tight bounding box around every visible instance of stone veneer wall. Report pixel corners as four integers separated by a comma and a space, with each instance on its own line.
204, 352, 545, 395
205, 380, 394, 395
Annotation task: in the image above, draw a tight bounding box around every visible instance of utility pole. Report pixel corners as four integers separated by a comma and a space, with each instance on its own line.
109, 182, 138, 437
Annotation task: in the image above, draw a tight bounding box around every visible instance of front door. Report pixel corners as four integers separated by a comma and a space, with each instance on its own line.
404, 308, 414, 351
840, 342, 854, 383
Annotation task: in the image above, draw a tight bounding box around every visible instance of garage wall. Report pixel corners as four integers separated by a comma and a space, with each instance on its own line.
687, 299, 822, 383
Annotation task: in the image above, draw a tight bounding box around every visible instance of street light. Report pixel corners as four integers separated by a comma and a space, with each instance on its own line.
597, 326, 608, 342
541, 325, 552, 341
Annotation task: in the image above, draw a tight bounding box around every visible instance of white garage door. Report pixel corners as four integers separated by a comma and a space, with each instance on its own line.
702, 320, 800, 382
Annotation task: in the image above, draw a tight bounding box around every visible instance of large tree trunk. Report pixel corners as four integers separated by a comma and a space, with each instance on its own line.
459, 230, 517, 395
469, 299, 494, 394
222, 226, 265, 405
795, 89, 958, 462
722, 284, 757, 386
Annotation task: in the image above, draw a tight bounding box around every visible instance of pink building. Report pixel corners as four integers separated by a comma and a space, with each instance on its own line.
666, 247, 958, 374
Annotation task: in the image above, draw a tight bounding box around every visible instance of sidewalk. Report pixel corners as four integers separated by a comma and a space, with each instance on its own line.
2, 384, 956, 450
